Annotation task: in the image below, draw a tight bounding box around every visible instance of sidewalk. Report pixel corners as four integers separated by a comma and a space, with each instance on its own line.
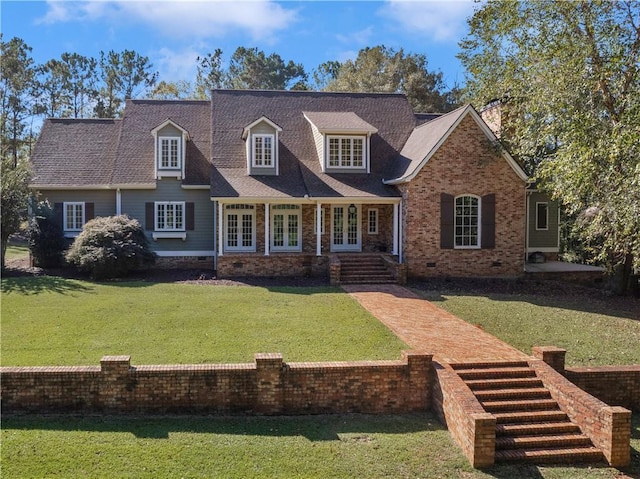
342, 284, 529, 364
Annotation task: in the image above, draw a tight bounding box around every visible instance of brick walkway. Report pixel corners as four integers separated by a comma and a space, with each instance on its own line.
342, 284, 529, 364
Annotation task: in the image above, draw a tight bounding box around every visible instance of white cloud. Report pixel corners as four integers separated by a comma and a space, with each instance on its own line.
380, 0, 475, 43
37, 0, 299, 41
336, 26, 374, 46
153, 46, 201, 82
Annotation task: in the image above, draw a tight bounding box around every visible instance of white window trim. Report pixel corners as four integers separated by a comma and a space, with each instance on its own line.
270, 205, 302, 252
368, 208, 379, 235
454, 195, 481, 250
224, 204, 256, 253
314, 207, 325, 235
158, 136, 182, 170
154, 201, 185, 232
536, 202, 549, 231
63, 202, 85, 233
252, 134, 275, 168
325, 135, 367, 170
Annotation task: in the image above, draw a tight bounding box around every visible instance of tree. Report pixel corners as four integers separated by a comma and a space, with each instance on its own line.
27, 199, 66, 268
321, 45, 457, 112
60, 52, 98, 118
0, 36, 36, 166
0, 156, 31, 268
225, 47, 307, 90
95, 50, 158, 117
195, 49, 224, 98
34, 59, 71, 118
150, 80, 194, 100
459, 0, 640, 293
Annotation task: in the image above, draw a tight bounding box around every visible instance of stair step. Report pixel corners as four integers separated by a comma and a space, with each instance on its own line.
474, 388, 551, 400
496, 422, 581, 437
493, 410, 569, 424
456, 367, 536, 380
481, 398, 559, 413
496, 434, 593, 450
465, 377, 544, 390
450, 361, 529, 370
495, 446, 604, 464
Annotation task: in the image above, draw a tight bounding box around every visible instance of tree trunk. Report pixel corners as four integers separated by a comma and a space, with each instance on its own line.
608, 254, 633, 296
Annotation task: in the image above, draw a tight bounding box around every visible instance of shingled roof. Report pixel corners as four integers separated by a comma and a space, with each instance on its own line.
210, 89, 416, 199
31, 100, 212, 188
31, 118, 121, 188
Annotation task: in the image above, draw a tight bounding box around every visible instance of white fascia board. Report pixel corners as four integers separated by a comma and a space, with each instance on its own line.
30, 184, 113, 190
151, 118, 189, 138
242, 116, 283, 139
155, 250, 215, 257
211, 196, 400, 205
181, 185, 210, 190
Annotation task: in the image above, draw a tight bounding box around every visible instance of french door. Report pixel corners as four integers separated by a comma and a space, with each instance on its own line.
331, 205, 361, 252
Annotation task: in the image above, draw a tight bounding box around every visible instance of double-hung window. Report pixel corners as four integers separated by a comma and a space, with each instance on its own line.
225, 204, 255, 252
159, 137, 180, 169
368, 208, 379, 235
327, 136, 364, 168
155, 202, 184, 231
64, 202, 85, 232
536, 202, 549, 230
253, 134, 274, 167
454, 195, 480, 248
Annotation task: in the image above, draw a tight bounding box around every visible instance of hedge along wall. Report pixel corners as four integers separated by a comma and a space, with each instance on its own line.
0, 351, 432, 415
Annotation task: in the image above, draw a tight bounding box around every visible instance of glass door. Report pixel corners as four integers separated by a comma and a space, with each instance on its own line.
331, 205, 361, 251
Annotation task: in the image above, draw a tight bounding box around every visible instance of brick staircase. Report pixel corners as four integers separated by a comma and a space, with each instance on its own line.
337, 254, 396, 284
451, 361, 605, 464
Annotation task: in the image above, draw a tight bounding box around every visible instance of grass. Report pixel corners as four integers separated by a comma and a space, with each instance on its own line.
1, 277, 407, 366
1, 413, 638, 478
414, 289, 640, 367
4, 243, 29, 261
2, 275, 640, 477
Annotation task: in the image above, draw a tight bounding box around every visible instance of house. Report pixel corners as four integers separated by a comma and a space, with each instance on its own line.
30, 89, 532, 282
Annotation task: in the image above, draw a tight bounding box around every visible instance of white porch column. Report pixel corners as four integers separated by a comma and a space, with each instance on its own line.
392, 202, 399, 256
116, 188, 122, 215
218, 202, 224, 257
316, 202, 322, 256
398, 202, 403, 264
264, 203, 270, 256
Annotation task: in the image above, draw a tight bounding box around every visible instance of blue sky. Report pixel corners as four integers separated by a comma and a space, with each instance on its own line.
2, 0, 476, 89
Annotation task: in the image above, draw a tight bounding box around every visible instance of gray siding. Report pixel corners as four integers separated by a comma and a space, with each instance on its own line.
36, 190, 116, 218
121, 180, 214, 253
528, 191, 559, 249
247, 122, 278, 176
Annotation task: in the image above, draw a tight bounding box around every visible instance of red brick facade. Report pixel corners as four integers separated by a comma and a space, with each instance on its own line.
399, 115, 526, 278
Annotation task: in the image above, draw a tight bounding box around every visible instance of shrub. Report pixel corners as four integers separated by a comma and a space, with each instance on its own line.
27, 200, 66, 268
66, 215, 156, 279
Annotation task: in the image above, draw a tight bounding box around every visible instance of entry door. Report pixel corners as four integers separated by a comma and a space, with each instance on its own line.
331, 205, 361, 251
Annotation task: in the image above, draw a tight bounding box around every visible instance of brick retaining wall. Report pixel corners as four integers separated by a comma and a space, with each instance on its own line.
0, 351, 432, 415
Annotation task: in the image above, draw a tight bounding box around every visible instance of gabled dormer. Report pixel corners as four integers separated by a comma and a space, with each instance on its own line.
151, 119, 189, 180
303, 111, 378, 174
242, 116, 282, 176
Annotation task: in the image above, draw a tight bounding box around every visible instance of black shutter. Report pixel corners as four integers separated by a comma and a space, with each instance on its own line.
145, 203, 154, 230
54, 202, 63, 228
186, 202, 195, 231
85, 203, 95, 222
481, 194, 495, 249
440, 193, 454, 249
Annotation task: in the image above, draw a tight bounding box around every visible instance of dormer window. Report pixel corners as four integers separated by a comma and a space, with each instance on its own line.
253, 134, 274, 168
242, 116, 282, 176
303, 111, 377, 174
160, 137, 180, 169
151, 119, 188, 179
328, 136, 364, 168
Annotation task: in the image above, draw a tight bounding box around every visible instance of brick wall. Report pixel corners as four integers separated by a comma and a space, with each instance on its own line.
156, 256, 215, 269
1, 352, 432, 415
529, 359, 631, 467
533, 346, 640, 411
432, 362, 496, 468
217, 254, 328, 278
399, 114, 526, 278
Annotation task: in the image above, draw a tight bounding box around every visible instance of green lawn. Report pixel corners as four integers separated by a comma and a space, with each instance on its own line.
414, 289, 640, 367
4, 243, 29, 261
1, 413, 638, 478
1, 277, 407, 366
